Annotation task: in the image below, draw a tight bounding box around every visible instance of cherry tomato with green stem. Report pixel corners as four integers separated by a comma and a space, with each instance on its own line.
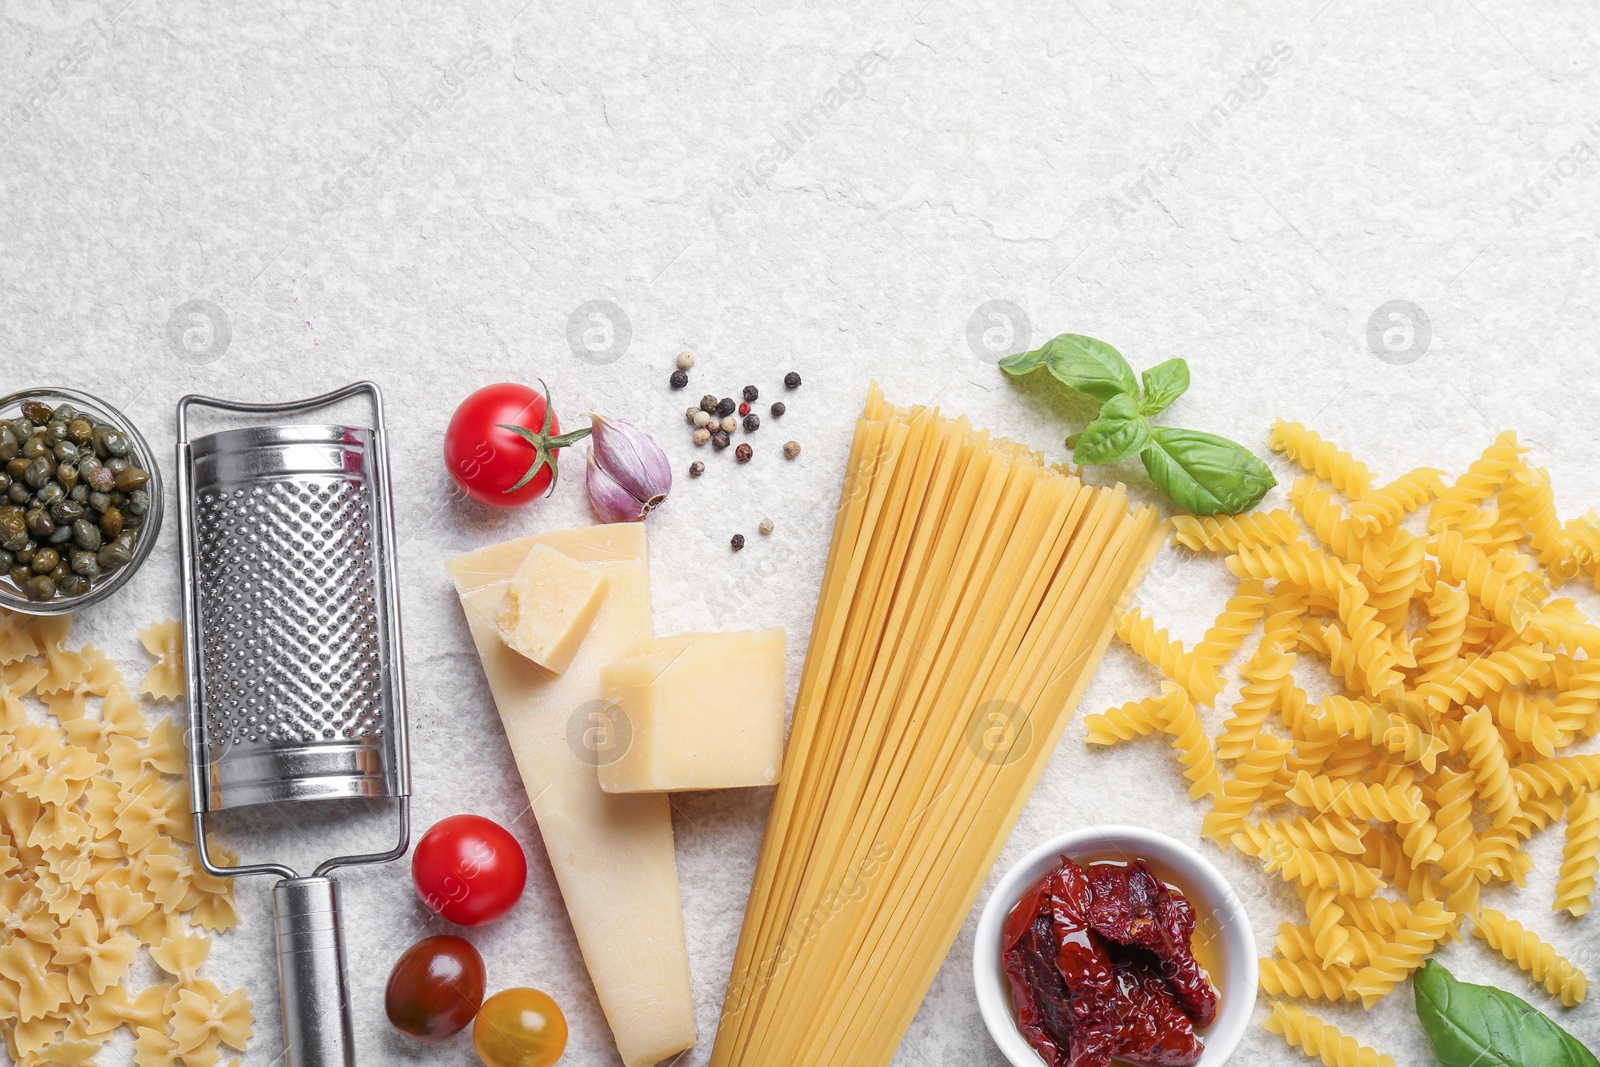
443, 381, 592, 507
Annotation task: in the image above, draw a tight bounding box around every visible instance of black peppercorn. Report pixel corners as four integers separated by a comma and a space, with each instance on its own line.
784, 371, 802, 389
689, 461, 705, 477
716, 397, 736, 417
743, 385, 759, 402
670, 369, 689, 389
770, 401, 786, 418
712, 431, 731, 450
735, 443, 752, 463
743, 414, 760, 432
731, 533, 745, 551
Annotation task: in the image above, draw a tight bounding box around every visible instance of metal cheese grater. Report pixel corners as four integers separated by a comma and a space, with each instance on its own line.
177, 381, 410, 1067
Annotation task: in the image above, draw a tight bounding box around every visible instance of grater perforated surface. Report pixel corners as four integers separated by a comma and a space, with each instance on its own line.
193, 476, 386, 752
184, 422, 404, 810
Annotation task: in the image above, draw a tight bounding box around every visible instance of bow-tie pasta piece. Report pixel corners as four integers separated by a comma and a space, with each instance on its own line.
0, 609, 40, 665
171, 985, 254, 1067
137, 620, 184, 703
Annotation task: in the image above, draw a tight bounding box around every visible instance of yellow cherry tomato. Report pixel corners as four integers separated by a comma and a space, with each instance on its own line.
472, 987, 568, 1067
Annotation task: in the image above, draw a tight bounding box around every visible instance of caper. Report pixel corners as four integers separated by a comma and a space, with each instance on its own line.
19, 401, 54, 424
46, 525, 71, 545
46, 422, 67, 444
56, 464, 77, 491
99, 507, 124, 539
88, 491, 111, 513
49, 562, 68, 582
24, 509, 54, 538
14, 545, 32, 566
52, 403, 75, 420
96, 541, 131, 570
77, 453, 100, 476
0, 511, 24, 552
7, 483, 28, 505
8, 565, 29, 587
69, 551, 100, 578
91, 425, 129, 457
6, 457, 29, 479
57, 575, 88, 597
49, 499, 82, 522
123, 512, 143, 531
86, 468, 114, 493
36, 483, 63, 508
53, 441, 79, 464
71, 519, 101, 551
125, 489, 149, 517
66, 418, 93, 445
23, 457, 53, 489
25, 575, 54, 601
68, 485, 86, 503
20, 436, 49, 461
0, 425, 15, 462
113, 466, 148, 492
106, 456, 128, 473
0, 550, 10, 571
31, 548, 59, 574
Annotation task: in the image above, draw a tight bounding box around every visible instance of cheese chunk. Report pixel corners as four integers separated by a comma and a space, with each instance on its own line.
598, 628, 786, 793
495, 542, 607, 674
447, 525, 696, 1067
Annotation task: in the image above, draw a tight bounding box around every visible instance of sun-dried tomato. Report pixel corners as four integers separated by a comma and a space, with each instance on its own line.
1084, 861, 1217, 1027
1002, 856, 1218, 1067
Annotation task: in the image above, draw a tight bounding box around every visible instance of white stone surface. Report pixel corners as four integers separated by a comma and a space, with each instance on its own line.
2, 0, 1599, 1062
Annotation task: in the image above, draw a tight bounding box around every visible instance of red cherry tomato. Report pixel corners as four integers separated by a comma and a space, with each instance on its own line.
444, 383, 565, 507
413, 814, 528, 927
385, 935, 486, 1042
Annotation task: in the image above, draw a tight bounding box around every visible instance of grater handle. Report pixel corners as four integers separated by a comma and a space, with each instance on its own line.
274, 877, 358, 1067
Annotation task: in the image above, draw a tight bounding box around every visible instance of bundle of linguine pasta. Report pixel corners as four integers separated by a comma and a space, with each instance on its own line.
710, 385, 1165, 1067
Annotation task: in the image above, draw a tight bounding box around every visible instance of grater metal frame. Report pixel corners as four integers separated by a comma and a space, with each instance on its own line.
177, 381, 410, 882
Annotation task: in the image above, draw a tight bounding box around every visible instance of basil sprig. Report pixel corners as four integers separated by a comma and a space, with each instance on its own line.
999, 334, 1274, 515
1415, 959, 1599, 1067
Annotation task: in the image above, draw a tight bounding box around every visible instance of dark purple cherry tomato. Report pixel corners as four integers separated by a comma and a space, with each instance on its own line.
385, 935, 487, 1042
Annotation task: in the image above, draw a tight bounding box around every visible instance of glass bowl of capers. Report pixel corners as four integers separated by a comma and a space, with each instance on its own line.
0, 388, 163, 615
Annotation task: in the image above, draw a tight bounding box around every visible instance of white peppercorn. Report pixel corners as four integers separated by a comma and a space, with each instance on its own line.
720, 415, 738, 434
693, 428, 712, 446
783, 440, 801, 460
759, 519, 774, 535
676, 350, 696, 370
693, 410, 714, 428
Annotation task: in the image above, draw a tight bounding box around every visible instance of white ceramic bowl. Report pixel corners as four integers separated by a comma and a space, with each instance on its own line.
973, 825, 1257, 1066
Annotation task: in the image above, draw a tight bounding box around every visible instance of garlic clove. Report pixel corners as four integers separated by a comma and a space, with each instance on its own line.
588, 413, 672, 507
586, 449, 646, 523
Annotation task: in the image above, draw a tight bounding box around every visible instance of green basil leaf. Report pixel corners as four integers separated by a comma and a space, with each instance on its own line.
1073, 394, 1151, 466
1139, 426, 1275, 516
1416, 960, 1599, 1067
998, 333, 1137, 402
1138, 358, 1190, 416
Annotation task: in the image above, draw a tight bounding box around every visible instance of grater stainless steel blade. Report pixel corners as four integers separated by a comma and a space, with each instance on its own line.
177, 381, 410, 1067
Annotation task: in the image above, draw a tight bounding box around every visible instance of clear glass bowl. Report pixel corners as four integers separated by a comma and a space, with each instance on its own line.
0, 387, 164, 616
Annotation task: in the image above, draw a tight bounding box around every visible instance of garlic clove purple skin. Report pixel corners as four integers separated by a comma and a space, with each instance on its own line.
586, 449, 647, 523
586, 413, 671, 522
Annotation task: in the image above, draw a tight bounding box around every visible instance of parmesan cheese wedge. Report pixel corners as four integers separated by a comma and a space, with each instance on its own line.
447, 523, 696, 1067
495, 542, 607, 674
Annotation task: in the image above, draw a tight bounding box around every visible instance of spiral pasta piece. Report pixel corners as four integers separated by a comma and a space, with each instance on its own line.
1153, 682, 1222, 800
1501, 463, 1567, 570
1350, 467, 1446, 534
1348, 902, 1455, 1005
1262, 842, 1384, 898
1307, 695, 1444, 772
1553, 657, 1600, 738
1414, 646, 1553, 714
1304, 887, 1353, 967
1204, 735, 1291, 844
1287, 771, 1423, 824
1414, 581, 1469, 680
1231, 542, 1365, 605
1483, 688, 1563, 761
1457, 705, 1522, 829
1083, 693, 1166, 746
1431, 527, 1546, 636
1216, 636, 1294, 761
1472, 826, 1534, 887
1115, 607, 1223, 706
1235, 814, 1366, 857
1472, 908, 1588, 1007
1554, 790, 1599, 918
1278, 923, 1392, 969
1270, 420, 1373, 498
1513, 754, 1600, 802
1319, 622, 1405, 699
1369, 528, 1427, 632
1193, 580, 1271, 671
1171, 509, 1302, 553
1429, 431, 1526, 532
1262, 1002, 1395, 1067
1257, 960, 1361, 1003
1290, 477, 1390, 577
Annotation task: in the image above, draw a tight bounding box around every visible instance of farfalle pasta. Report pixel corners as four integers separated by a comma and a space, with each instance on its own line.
0, 609, 250, 1063
1096, 425, 1600, 1049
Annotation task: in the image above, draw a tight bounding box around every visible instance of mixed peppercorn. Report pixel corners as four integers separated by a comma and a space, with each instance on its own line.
0, 400, 151, 602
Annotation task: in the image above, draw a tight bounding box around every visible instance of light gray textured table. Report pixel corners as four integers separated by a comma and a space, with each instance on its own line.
3, 0, 1598, 1062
